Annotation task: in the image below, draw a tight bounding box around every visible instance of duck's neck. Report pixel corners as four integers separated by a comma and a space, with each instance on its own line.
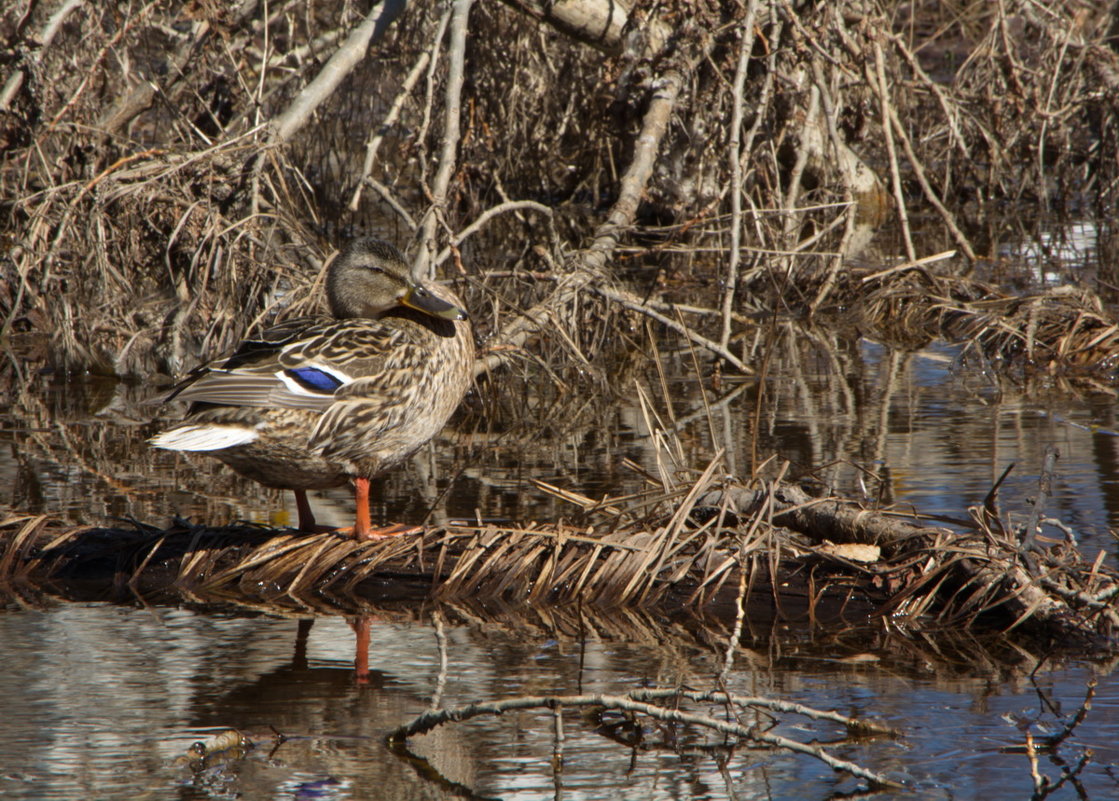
379, 306, 457, 338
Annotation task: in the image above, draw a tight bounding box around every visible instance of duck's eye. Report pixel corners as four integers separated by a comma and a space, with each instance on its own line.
413, 287, 429, 297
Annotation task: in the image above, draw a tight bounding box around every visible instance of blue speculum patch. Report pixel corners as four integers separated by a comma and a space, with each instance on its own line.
286, 366, 344, 393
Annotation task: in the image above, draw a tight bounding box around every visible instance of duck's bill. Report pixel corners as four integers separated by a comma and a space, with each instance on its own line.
401, 286, 468, 321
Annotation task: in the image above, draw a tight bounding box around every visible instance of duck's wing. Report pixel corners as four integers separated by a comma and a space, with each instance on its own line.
164, 319, 407, 413
163, 315, 324, 400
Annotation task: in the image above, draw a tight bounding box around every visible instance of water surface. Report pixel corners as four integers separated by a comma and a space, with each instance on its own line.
1, 605, 1115, 800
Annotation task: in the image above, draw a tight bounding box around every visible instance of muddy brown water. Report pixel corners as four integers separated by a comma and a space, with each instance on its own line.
3, 241, 1119, 798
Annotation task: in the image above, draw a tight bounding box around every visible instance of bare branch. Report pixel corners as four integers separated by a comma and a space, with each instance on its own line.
496, 0, 631, 54
883, 96, 978, 262
413, 0, 475, 279
477, 48, 697, 374
721, 1, 758, 351
434, 200, 553, 268
269, 0, 406, 144
348, 7, 451, 211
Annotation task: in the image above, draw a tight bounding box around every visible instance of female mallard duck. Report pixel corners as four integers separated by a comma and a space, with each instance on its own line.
150, 237, 474, 540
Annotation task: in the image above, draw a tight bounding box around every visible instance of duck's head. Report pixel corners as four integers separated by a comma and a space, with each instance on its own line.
327, 237, 468, 322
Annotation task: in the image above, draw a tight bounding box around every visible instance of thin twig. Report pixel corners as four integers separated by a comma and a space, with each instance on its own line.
434, 201, 553, 269
386, 691, 899, 787
594, 284, 753, 374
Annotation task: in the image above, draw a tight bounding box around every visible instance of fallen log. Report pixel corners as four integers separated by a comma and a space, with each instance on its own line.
1, 464, 1115, 652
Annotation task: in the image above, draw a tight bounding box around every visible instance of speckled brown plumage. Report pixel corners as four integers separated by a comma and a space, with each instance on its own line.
150, 237, 474, 539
